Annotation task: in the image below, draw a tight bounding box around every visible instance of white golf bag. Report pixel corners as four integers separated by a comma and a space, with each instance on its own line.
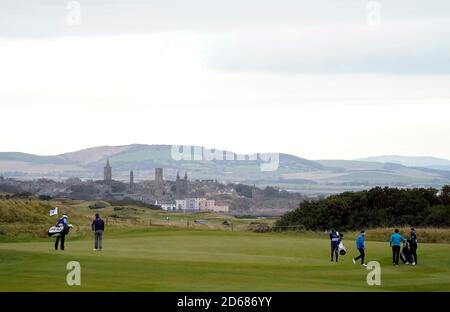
338, 241, 346, 255
48, 225, 65, 237
48, 224, 73, 237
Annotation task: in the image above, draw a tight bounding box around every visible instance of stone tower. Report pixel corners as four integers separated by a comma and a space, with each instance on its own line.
104, 159, 112, 183
183, 172, 188, 195
176, 171, 182, 199
155, 168, 164, 188
176, 171, 188, 199
129, 170, 134, 188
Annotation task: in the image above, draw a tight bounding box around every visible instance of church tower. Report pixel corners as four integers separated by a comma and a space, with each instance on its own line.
176, 171, 182, 199
104, 159, 112, 183
129, 170, 134, 189
183, 172, 188, 195
155, 168, 164, 187
176, 171, 188, 199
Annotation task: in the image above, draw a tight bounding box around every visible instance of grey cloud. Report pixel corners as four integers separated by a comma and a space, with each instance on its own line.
1, 0, 450, 74
202, 21, 450, 74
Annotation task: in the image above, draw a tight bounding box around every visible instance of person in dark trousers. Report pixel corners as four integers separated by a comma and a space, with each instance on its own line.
409, 227, 418, 265
92, 213, 105, 251
329, 229, 341, 262
390, 229, 405, 266
353, 230, 366, 266
55, 214, 69, 250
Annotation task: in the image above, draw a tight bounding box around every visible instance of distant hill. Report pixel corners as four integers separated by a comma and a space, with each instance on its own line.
358, 155, 450, 171
1, 145, 450, 189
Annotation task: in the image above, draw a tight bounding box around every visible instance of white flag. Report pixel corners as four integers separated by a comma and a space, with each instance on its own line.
49, 207, 58, 216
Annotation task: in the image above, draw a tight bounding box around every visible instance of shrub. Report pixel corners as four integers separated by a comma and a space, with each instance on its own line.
89, 201, 109, 209
247, 222, 271, 233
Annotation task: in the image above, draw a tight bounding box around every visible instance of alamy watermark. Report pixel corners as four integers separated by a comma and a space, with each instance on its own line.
66, 261, 81, 286
171, 145, 279, 172
366, 261, 381, 286
366, 1, 382, 29
66, 1, 81, 26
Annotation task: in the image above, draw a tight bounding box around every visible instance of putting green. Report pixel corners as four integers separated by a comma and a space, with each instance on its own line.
1, 228, 449, 291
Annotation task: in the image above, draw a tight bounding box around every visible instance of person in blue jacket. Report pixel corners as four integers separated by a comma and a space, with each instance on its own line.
390, 229, 405, 266
353, 230, 366, 266
329, 229, 341, 262
55, 214, 69, 251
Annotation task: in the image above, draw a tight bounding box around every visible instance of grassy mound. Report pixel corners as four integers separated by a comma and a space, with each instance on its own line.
0, 198, 91, 239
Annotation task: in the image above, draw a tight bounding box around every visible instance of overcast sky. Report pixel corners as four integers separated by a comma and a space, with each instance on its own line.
1, 0, 450, 159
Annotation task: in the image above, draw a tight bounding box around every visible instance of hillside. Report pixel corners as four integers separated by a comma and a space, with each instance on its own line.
1, 145, 450, 190
358, 155, 450, 171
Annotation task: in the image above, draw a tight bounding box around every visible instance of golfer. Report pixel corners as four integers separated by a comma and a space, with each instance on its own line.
91, 213, 105, 251
352, 230, 366, 266
329, 229, 341, 262
409, 227, 418, 265
55, 214, 69, 251
390, 229, 405, 266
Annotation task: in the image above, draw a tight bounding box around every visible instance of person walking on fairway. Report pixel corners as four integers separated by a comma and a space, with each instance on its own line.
390, 229, 405, 266
409, 227, 418, 265
55, 214, 69, 251
92, 213, 105, 251
329, 229, 341, 262
353, 230, 366, 266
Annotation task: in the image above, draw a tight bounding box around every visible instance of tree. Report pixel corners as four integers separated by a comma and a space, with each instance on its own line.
441, 185, 450, 205
277, 186, 449, 231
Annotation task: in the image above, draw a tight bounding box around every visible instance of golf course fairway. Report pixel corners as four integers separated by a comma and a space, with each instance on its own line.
1, 228, 449, 291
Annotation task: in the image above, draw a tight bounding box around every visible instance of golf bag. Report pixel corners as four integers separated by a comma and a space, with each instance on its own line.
338, 241, 346, 255
47, 224, 72, 237
400, 241, 413, 264
48, 225, 65, 237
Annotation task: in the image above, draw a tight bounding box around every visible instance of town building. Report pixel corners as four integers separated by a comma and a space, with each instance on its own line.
173, 198, 229, 213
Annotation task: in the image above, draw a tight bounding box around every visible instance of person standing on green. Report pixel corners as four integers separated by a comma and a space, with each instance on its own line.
91, 213, 105, 251
390, 229, 405, 266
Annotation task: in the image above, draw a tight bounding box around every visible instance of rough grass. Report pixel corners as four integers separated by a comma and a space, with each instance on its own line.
359, 227, 450, 244
2, 198, 450, 244
0, 199, 91, 238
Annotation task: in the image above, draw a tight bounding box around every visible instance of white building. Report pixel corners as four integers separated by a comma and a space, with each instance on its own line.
160, 203, 177, 211
207, 200, 215, 210
210, 205, 229, 213
185, 198, 197, 210
174, 198, 229, 213
175, 199, 186, 210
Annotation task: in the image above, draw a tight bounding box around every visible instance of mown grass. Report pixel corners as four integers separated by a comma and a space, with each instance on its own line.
0, 228, 449, 291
